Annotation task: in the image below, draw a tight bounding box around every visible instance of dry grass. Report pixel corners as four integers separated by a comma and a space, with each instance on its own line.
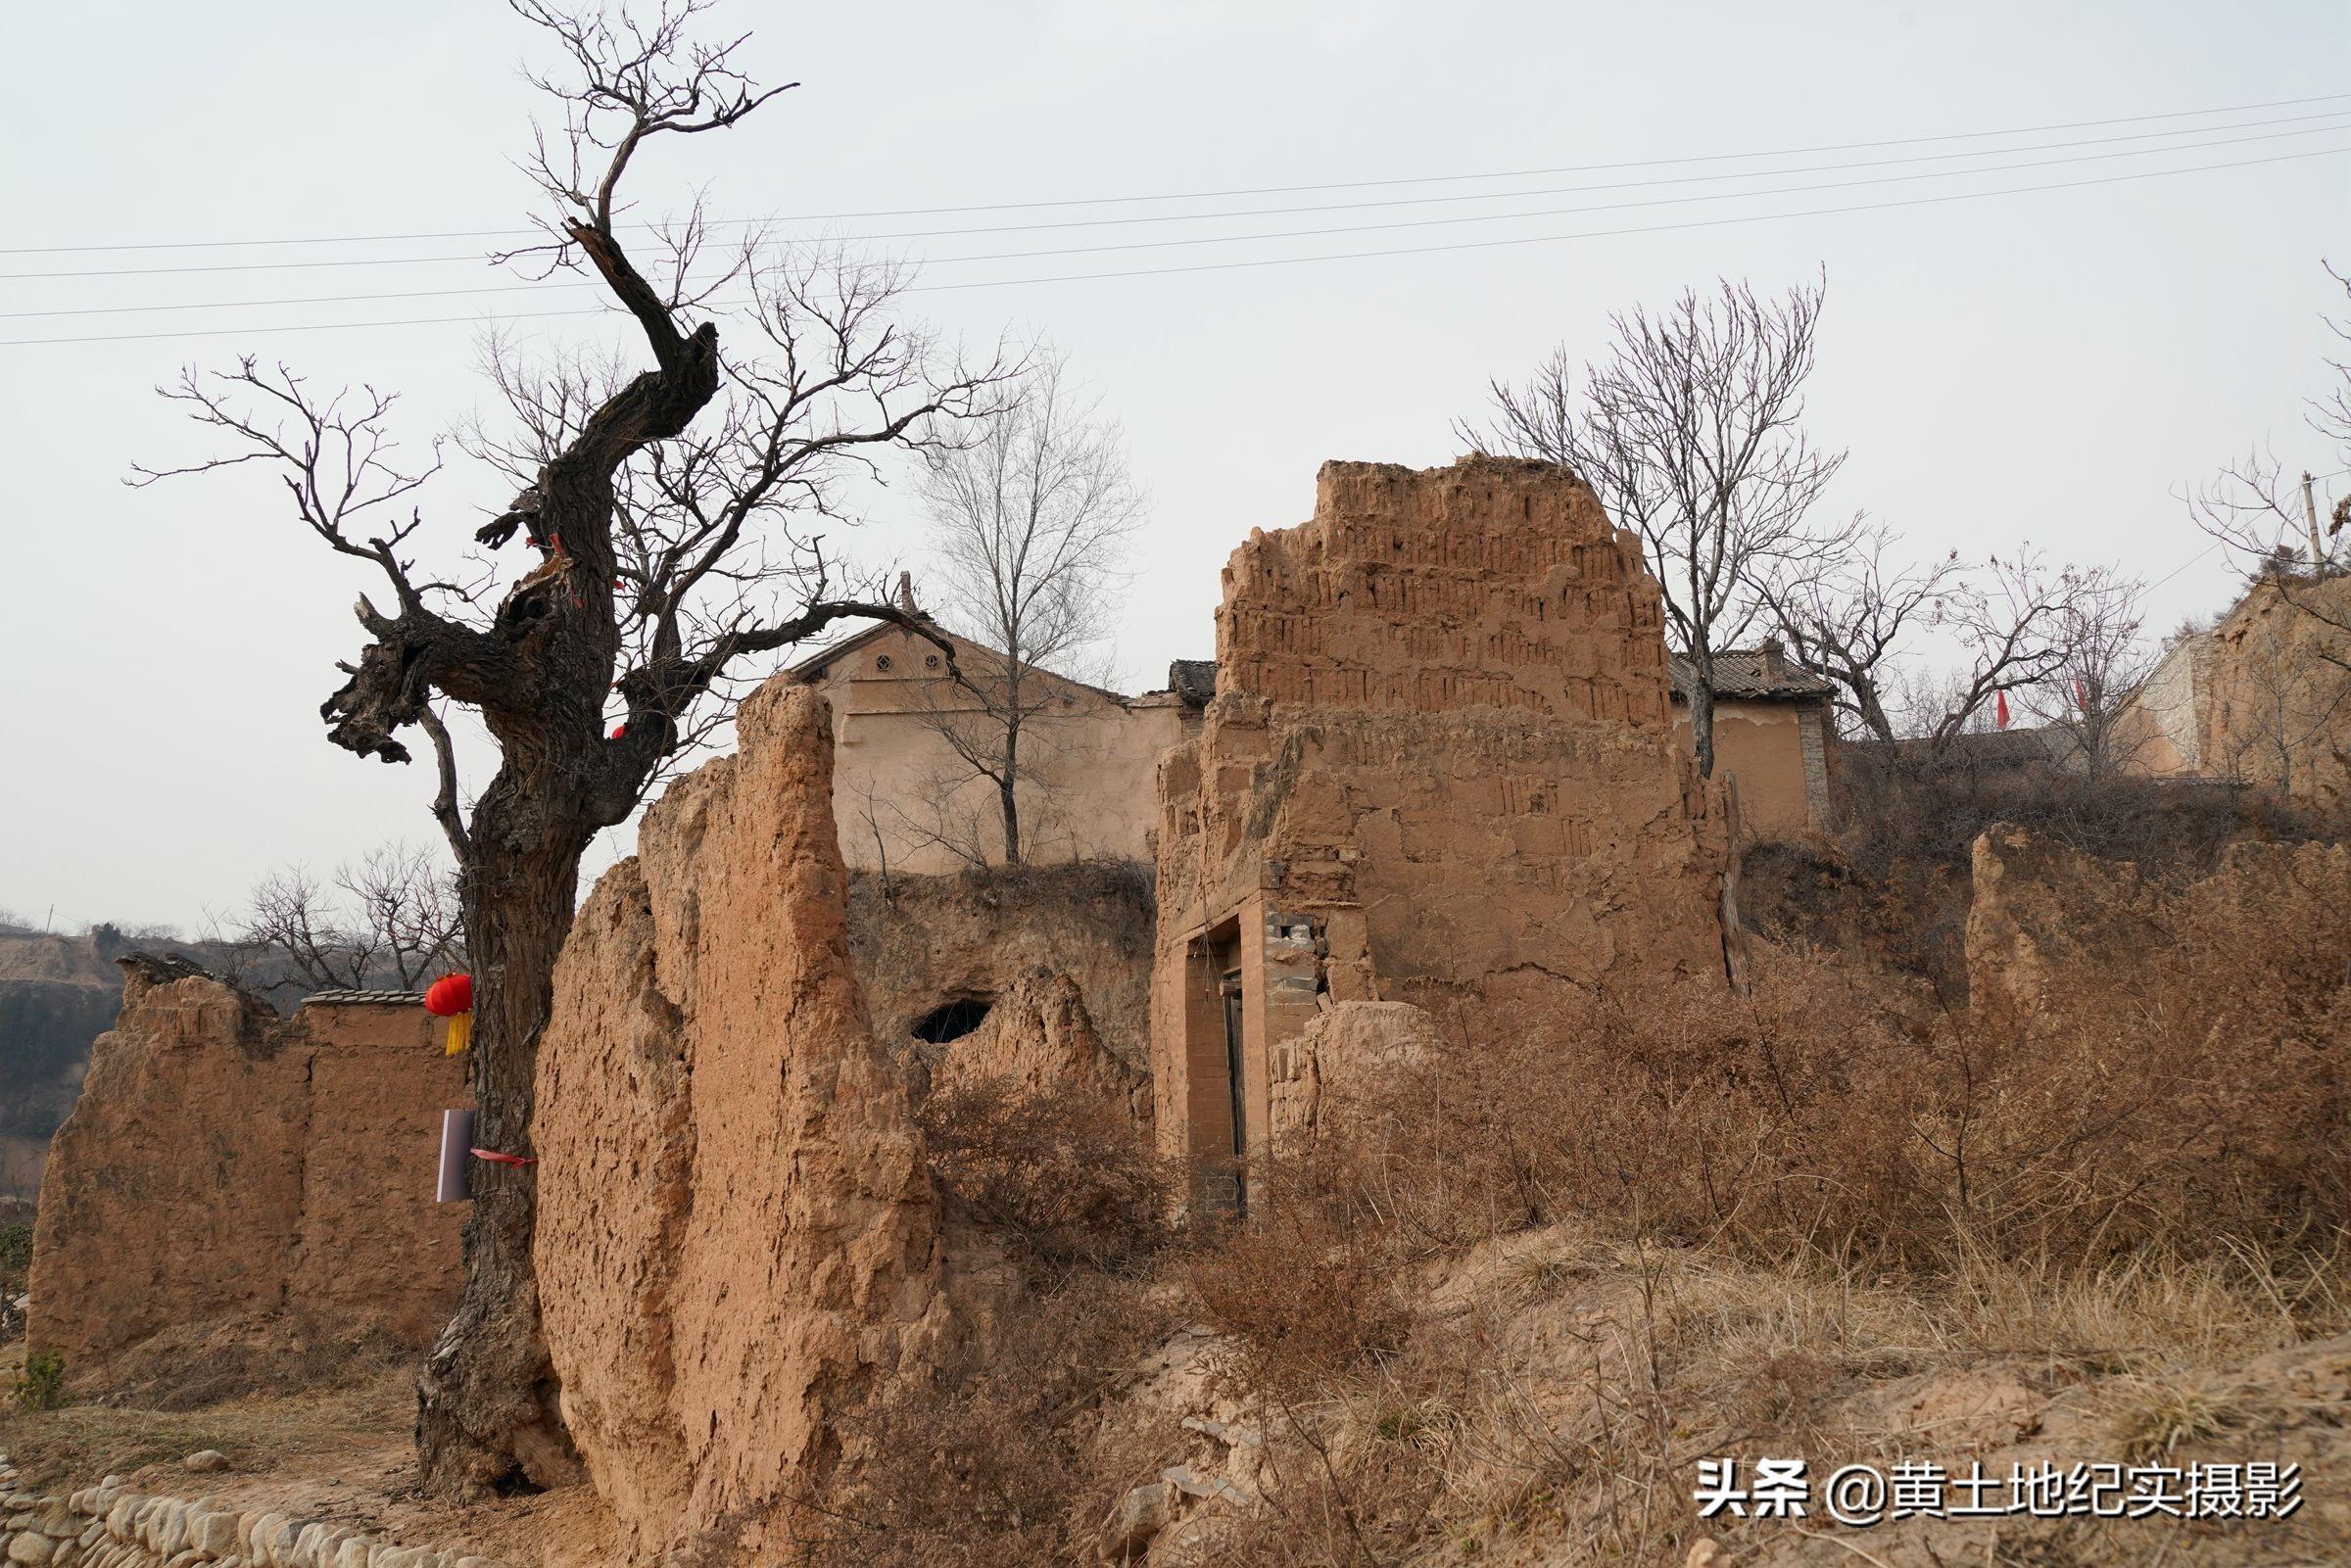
1151, 856, 2351, 1566
1167, 1228, 2349, 1567
916, 1075, 1175, 1271
810, 822, 2350, 1567
1325, 890, 2349, 1269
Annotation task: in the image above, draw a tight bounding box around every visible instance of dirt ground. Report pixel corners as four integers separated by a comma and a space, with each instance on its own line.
0, 1347, 613, 1567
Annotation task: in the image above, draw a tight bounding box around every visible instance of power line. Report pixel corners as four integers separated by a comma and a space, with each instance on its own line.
888, 122, 2351, 268
902, 145, 2351, 292
4, 89, 2347, 259
2147, 545, 2221, 593
7, 142, 2341, 350
7, 116, 2345, 298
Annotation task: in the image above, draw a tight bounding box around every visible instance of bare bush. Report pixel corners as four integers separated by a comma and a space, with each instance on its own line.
1187, 1192, 1412, 1402
915, 1074, 1173, 1273
790, 1270, 1175, 1568
1322, 922, 2349, 1270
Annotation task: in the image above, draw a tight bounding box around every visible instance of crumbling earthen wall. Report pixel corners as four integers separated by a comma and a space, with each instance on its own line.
845, 863, 1155, 1075
1152, 457, 1730, 1187
2201, 575, 2351, 807
842, 863, 1156, 1132
1965, 822, 2351, 1017
535, 680, 1005, 1566
28, 974, 467, 1387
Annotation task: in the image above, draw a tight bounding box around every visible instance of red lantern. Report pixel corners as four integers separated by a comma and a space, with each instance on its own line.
424, 973, 474, 1018
609, 723, 628, 740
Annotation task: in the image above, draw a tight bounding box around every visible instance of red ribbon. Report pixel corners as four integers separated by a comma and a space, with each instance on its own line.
470, 1148, 538, 1166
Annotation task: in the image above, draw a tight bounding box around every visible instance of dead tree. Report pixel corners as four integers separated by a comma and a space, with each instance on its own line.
2181, 261, 2351, 791
230, 843, 464, 993
1762, 521, 1964, 743
1463, 274, 1854, 776
2189, 261, 2351, 595
132, 0, 1008, 1495
911, 350, 1142, 864
2017, 573, 2156, 777
1898, 549, 2126, 754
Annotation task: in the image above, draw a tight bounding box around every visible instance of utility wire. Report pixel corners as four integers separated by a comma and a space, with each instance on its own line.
5, 117, 2344, 306
6, 142, 2341, 349
5, 88, 2346, 256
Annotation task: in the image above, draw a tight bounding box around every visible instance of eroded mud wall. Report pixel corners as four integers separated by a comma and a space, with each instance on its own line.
1152, 456, 1730, 1174
535, 680, 993, 1565
28, 976, 466, 1389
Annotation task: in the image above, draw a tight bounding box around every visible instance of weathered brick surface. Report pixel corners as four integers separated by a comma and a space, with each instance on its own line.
28, 980, 467, 1387
1151, 457, 1731, 1180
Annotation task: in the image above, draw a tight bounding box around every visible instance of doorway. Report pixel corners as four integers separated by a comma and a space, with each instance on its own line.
1220, 969, 1247, 1212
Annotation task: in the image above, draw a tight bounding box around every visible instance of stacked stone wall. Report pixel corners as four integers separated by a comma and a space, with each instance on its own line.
0, 1462, 503, 1568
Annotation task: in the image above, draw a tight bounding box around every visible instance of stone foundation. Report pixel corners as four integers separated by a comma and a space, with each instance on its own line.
0, 1462, 502, 1568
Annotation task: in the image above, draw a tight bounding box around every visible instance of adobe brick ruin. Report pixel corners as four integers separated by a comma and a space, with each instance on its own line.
1151, 456, 1732, 1198
533, 680, 1014, 1566
29, 966, 468, 1395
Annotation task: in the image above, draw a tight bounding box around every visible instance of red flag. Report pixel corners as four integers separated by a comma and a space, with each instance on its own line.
1995, 689, 2010, 730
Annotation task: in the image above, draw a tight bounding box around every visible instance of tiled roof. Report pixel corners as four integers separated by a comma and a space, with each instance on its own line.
303, 989, 425, 1006
1165, 659, 1217, 706
1667, 650, 1832, 700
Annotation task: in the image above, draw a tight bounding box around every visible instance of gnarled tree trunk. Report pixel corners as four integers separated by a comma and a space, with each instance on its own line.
416, 759, 597, 1491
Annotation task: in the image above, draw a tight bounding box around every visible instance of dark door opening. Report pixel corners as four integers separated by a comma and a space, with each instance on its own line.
1221, 970, 1246, 1212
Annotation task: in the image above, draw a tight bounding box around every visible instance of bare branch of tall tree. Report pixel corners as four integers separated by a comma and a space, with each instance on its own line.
232, 845, 466, 994
1761, 520, 1964, 743
131, 0, 1013, 1495
1461, 272, 1856, 776
910, 350, 1143, 864
1906, 548, 2123, 754
2017, 572, 2156, 778
2185, 262, 2351, 639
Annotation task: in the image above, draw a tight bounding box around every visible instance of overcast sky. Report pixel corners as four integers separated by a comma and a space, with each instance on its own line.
2, 0, 2345, 932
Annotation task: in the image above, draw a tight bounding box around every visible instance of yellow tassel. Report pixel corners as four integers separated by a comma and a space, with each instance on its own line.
445, 1012, 472, 1056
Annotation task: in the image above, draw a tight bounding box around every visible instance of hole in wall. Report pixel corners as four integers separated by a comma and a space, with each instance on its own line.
912, 997, 992, 1043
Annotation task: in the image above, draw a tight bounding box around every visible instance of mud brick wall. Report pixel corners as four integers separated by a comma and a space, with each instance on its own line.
1151, 457, 1730, 1191
29, 974, 468, 1388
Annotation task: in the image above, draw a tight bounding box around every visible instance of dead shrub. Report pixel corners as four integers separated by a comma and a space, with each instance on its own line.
795, 1270, 1176, 1568
1777, 748, 2350, 991
1327, 910, 2348, 1271
1187, 1190, 1412, 1401
916, 1074, 1173, 1271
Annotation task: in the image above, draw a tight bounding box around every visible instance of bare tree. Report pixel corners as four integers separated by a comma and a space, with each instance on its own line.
2018, 573, 2156, 778
224, 844, 465, 994
1906, 549, 2127, 754
2180, 261, 2351, 796
131, 0, 1009, 1493
1463, 274, 1855, 776
1762, 521, 1964, 743
912, 351, 1143, 864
